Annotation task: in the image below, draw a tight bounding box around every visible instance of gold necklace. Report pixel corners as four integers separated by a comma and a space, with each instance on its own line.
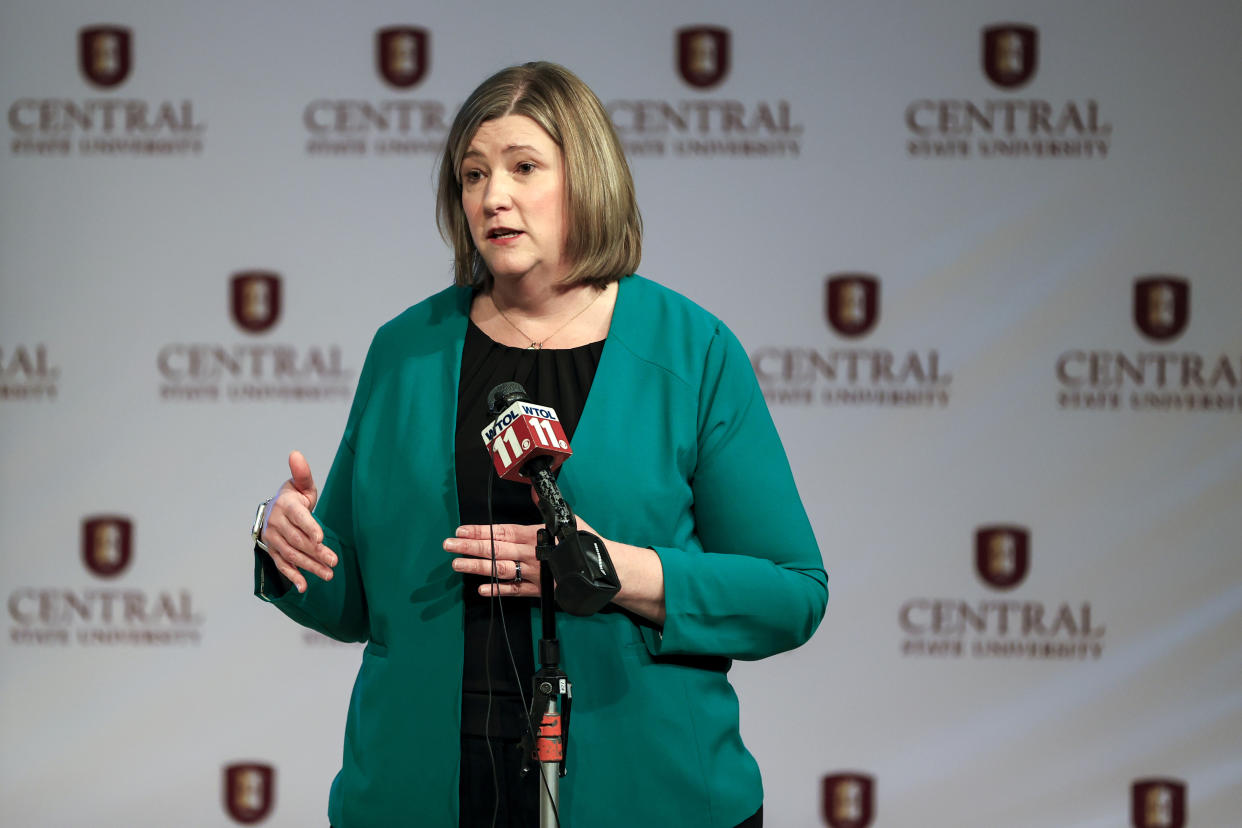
493, 287, 604, 350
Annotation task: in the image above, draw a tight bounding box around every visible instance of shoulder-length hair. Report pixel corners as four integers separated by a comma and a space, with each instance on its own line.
436, 61, 642, 288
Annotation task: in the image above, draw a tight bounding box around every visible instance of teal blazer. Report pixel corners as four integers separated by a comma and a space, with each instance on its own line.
257, 275, 828, 827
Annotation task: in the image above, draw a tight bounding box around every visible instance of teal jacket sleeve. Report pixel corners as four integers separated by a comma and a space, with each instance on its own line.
641, 322, 827, 661
252, 336, 376, 644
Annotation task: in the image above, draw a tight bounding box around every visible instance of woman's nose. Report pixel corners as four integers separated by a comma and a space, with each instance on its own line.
482, 175, 512, 212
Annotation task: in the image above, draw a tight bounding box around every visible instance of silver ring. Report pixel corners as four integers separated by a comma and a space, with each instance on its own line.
513, 561, 522, 583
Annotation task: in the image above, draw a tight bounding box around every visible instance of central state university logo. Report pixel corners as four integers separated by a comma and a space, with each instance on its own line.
1133, 276, 1190, 342
821, 773, 874, 828
376, 26, 429, 89
982, 23, 1038, 89
79, 25, 132, 88
224, 763, 275, 824
230, 271, 282, 334
1131, 778, 1186, 828
825, 274, 880, 338
81, 515, 133, 578
975, 525, 1030, 590
677, 25, 730, 89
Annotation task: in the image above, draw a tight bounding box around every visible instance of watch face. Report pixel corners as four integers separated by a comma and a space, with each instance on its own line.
252, 500, 269, 540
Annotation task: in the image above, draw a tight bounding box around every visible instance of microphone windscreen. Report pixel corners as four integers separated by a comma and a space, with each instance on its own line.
487, 381, 528, 415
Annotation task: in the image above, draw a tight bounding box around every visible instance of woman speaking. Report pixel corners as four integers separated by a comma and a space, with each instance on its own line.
251, 61, 827, 827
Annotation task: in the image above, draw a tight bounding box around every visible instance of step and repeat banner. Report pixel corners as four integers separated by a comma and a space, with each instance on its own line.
2, 1, 1239, 826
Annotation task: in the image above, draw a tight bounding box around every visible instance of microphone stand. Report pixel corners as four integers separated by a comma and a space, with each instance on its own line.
526, 526, 570, 828
524, 466, 575, 827
513, 445, 619, 826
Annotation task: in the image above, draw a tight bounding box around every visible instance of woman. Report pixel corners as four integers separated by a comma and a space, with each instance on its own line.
253, 61, 827, 828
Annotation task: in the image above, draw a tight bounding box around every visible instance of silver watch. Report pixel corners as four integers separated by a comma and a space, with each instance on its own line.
251, 498, 271, 553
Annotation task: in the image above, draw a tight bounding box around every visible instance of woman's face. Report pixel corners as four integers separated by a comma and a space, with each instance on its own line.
460, 114, 568, 285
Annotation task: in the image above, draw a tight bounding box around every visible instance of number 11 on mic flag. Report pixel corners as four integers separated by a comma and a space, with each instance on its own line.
480, 400, 573, 482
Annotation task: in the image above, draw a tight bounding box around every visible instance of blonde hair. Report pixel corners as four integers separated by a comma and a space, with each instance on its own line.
437, 62, 642, 288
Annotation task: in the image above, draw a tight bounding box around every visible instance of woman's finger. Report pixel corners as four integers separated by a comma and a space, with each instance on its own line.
267, 529, 334, 582
455, 523, 539, 545
478, 579, 540, 598
267, 506, 320, 556
268, 550, 308, 594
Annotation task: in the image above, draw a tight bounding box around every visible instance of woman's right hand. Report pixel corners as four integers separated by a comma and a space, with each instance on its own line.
260, 450, 339, 594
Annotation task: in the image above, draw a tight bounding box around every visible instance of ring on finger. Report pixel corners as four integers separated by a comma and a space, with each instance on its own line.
513, 561, 522, 583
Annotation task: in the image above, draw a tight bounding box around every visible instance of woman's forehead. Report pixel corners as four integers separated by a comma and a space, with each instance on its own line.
468, 115, 556, 151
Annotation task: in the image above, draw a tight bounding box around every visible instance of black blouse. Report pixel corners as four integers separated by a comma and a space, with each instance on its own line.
453, 317, 604, 739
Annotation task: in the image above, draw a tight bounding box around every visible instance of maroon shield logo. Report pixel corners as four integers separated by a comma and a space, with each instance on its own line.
1133, 276, 1189, 342
376, 26, 429, 89
822, 773, 874, 828
677, 26, 730, 89
975, 525, 1030, 590
982, 24, 1038, 89
1131, 778, 1186, 828
79, 26, 132, 89
81, 515, 133, 578
825, 274, 880, 338
224, 763, 275, 824
230, 271, 282, 334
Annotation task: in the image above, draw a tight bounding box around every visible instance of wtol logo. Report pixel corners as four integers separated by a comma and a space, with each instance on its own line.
905, 22, 1112, 159
751, 273, 951, 408
899, 524, 1107, 661
157, 271, 352, 403
303, 25, 449, 157
606, 25, 803, 159
7, 515, 204, 646
8, 24, 205, 157
1056, 276, 1241, 412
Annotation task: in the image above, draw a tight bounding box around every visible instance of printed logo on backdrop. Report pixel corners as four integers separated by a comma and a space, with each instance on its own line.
1133, 276, 1189, 342
79, 26, 132, 88
821, 773, 874, 828
81, 516, 133, 578
607, 25, 803, 159
157, 271, 352, 402
304, 25, 448, 156
906, 22, 1112, 159
1056, 276, 1241, 412
1131, 778, 1186, 828
223, 763, 276, 824
899, 523, 1108, 660
8, 515, 204, 646
974, 525, 1029, 590
981, 25, 1037, 89
231, 271, 282, 334
1, 344, 60, 400
752, 274, 952, 408
8, 24, 205, 157
376, 27, 429, 89
678, 26, 730, 89
825, 274, 880, 338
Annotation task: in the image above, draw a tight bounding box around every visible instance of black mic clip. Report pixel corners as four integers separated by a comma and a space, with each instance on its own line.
529, 464, 620, 616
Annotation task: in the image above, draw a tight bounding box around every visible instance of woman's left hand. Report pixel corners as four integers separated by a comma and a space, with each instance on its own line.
445, 516, 667, 624
445, 521, 549, 599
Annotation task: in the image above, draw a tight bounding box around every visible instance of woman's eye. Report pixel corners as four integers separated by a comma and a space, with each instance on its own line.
463, 169, 483, 182
516, 162, 536, 174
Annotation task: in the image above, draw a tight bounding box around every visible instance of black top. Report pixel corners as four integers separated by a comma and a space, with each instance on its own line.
454, 317, 604, 739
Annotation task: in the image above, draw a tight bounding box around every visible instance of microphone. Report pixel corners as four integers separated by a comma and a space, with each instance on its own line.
482, 382, 620, 616
483, 382, 573, 483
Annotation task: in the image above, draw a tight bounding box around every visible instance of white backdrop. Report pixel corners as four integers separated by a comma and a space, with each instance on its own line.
2, 1, 1240, 826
